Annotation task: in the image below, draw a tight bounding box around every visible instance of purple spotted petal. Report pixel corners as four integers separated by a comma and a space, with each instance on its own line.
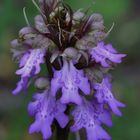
90, 42, 126, 67
71, 100, 111, 140
94, 76, 125, 116
92, 100, 112, 127
16, 48, 46, 77
28, 91, 69, 139
51, 60, 90, 104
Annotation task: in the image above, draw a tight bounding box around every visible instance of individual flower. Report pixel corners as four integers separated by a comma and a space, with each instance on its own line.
16, 48, 46, 78
94, 76, 125, 116
28, 91, 69, 140
71, 100, 111, 140
51, 60, 90, 104
90, 42, 126, 67
92, 100, 112, 127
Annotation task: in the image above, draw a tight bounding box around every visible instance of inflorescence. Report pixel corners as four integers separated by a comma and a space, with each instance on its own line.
11, 0, 126, 140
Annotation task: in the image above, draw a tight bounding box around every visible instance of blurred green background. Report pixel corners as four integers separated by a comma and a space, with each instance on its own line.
0, 0, 140, 140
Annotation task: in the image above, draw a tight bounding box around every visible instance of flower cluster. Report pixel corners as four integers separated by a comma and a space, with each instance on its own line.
11, 0, 126, 140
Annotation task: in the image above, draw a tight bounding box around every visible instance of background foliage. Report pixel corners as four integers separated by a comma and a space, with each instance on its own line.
0, 0, 140, 140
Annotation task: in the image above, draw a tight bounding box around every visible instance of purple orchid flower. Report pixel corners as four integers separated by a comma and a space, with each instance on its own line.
92, 100, 112, 127
51, 60, 90, 105
71, 100, 111, 140
11, 1, 126, 139
28, 91, 69, 140
90, 42, 126, 67
16, 48, 46, 78
12, 48, 46, 95
94, 76, 125, 116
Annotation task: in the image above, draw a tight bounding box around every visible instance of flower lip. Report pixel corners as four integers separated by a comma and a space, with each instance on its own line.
28, 91, 69, 139
51, 60, 90, 105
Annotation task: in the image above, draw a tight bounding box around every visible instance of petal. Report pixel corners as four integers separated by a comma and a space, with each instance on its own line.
109, 54, 126, 64
78, 76, 90, 95
51, 78, 61, 96
29, 121, 41, 133
90, 42, 126, 67
96, 125, 111, 140
56, 113, 69, 128
19, 52, 30, 67
12, 77, 28, 95
86, 128, 98, 140
28, 101, 39, 116
87, 125, 111, 140
61, 87, 82, 105
41, 123, 52, 140
104, 44, 117, 53
115, 99, 126, 108
99, 110, 112, 127
16, 48, 46, 77
108, 100, 122, 116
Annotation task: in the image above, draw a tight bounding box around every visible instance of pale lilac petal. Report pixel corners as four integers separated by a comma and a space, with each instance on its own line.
29, 121, 41, 133
16, 48, 46, 77
61, 87, 82, 104
28, 101, 39, 116
92, 101, 112, 127
115, 99, 126, 108
87, 126, 111, 140
71, 100, 111, 140
104, 44, 117, 53
90, 41, 126, 67
108, 100, 123, 116
94, 76, 125, 116
56, 113, 69, 128
19, 52, 30, 67
99, 109, 113, 127
95, 125, 111, 140
86, 128, 97, 140
12, 77, 28, 95
41, 124, 52, 140
51, 73, 62, 96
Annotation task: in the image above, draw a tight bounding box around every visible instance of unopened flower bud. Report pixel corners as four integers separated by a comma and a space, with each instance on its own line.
63, 47, 78, 59
35, 77, 50, 89
73, 10, 85, 21
90, 13, 104, 30
32, 35, 50, 49
11, 39, 19, 47
34, 15, 49, 33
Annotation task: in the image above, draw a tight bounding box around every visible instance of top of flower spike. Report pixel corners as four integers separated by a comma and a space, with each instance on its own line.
11, 0, 107, 66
